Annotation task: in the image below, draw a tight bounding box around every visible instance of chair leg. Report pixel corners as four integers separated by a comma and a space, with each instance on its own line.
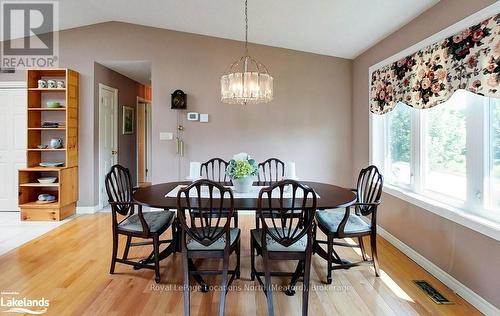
122, 236, 132, 260
302, 249, 312, 316
370, 231, 380, 277
312, 224, 317, 255
182, 252, 191, 316
110, 231, 118, 274
219, 253, 230, 316
263, 252, 274, 316
250, 234, 256, 281
234, 213, 239, 228
255, 213, 260, 229
326, 235, 333, 284
236, 239, 241, 279
153, 234, 161, 283
358, 236, 368, 261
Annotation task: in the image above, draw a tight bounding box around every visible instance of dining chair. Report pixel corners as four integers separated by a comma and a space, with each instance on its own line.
313, 165, 383, 284
250, 180, 317, 316
105, 164, 176, 283
255, 158, 285, 229
201, 158, 231, 183
177, 179, 241, 316
257, 158, 285, 184
201, 157, 238, 227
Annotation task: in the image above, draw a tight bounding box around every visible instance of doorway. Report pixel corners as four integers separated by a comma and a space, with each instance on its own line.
0, 82, 26, 212
137, 98, 152, 187
98, 84, 118, 208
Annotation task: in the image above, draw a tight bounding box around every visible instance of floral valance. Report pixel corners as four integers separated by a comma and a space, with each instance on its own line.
370, 13, 500, 115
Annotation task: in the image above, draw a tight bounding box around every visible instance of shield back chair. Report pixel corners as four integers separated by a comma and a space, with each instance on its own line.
201, 158, 232, 183
250, 180, 317, 316
200, 158, 238, 227
255, 158, 285, 229
313, 165, 383, 284
177, 179, 241, 316
105, 164, 176, 283
257, 158, 285, 184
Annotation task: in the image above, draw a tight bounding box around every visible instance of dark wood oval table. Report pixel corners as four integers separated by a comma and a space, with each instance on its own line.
134, 181, 357, 210
133, 181, 357, 291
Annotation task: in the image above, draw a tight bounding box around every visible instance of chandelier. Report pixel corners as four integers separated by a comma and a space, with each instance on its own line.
220, 0, 273, 104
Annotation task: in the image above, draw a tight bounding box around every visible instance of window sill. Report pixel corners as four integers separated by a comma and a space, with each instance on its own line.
383, 184, 500, 242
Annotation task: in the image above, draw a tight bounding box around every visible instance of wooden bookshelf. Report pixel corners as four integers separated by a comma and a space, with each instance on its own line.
19, 68, 79, 221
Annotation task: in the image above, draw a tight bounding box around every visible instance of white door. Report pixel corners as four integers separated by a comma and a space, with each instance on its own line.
0, 83, 26, 212
99, 84, 118, 208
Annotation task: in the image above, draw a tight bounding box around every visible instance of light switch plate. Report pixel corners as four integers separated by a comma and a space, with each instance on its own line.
200, 113, 209, 123
159, 132, 173, 140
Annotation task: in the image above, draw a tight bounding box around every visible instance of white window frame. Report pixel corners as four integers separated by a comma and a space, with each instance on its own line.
369, 2, 500, 242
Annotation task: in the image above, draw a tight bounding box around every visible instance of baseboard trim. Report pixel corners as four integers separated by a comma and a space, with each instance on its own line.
377, 225, 499, 315
76, 203, 103, 214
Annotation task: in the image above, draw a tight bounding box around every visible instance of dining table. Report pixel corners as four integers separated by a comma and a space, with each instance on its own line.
133, 180, 357, 291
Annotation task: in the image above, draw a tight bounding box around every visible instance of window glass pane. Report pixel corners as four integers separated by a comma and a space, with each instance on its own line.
424, 93, 466, 200
490, 98, 500, 209
387, 103, 411, 186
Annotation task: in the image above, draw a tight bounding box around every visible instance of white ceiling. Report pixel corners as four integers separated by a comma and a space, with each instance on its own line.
98, 61, 152, 85
59, 0, 439, 59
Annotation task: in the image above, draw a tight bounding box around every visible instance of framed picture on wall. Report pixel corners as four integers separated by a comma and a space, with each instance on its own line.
122, 106, 134, 134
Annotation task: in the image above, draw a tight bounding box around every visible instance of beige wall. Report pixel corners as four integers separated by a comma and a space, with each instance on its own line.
0, 22, 353, 207
352, 0, 500, 308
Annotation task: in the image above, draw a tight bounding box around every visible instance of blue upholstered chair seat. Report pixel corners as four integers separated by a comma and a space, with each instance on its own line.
186, 228, 240, 250
316, 210, 370, 234
118, 211, 175, 233
251, 228, 308, 252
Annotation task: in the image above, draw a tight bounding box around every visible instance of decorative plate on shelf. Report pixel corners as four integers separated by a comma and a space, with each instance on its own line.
39, 162, 64, 167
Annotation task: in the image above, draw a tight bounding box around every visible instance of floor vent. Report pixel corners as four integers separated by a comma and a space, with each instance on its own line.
413, 280, 453, 305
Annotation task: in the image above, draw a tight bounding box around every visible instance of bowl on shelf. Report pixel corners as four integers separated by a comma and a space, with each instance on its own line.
46, 101, 62, 108
39, 162, 64, 167
37, 177, 57, 184
36, 194, 56, 204
37, 144, 48, 149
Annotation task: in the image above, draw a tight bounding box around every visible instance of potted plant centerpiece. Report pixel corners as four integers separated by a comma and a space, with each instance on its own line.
226, 153, 258, 193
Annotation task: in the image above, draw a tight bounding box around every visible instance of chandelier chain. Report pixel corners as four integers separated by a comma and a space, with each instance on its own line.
245, 0, 248, 55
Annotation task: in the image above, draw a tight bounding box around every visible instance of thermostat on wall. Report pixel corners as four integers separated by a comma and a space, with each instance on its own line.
187, 112, 199, 121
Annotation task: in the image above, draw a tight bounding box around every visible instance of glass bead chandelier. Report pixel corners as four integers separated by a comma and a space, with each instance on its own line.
220, 0, 273, 104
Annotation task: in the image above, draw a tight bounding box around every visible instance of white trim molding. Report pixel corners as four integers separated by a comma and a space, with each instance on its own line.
0, 81, 26, 89
76, 203, 103, 214
378, 226, 499, 316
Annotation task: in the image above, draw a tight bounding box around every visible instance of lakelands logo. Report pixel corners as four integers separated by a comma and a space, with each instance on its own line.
0, 292, 49, 314
0, 0, 59, 69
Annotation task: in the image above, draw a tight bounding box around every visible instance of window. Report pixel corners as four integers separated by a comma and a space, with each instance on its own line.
386, 103, 411, 186
372, 89, 500, 224
489, 98, 500, 210
423, 99, 466, 200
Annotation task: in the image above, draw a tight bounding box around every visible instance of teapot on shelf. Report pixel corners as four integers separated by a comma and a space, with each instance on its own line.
49, 138, 63, 149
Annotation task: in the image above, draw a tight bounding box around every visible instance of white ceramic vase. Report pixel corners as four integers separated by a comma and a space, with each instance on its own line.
233, 176, 253, 193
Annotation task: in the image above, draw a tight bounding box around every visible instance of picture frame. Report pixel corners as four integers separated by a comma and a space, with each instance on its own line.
122, 106, 134, 134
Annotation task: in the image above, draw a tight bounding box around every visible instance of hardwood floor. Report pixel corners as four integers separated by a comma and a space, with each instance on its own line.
0, 213, 480, 315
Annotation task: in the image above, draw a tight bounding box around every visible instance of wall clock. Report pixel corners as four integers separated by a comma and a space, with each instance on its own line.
171, 89, 187, 109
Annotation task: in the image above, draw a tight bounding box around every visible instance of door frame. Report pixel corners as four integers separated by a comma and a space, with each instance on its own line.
136, 96, 152, 184
98, 83, 118, 209
0, 81, 26, 212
